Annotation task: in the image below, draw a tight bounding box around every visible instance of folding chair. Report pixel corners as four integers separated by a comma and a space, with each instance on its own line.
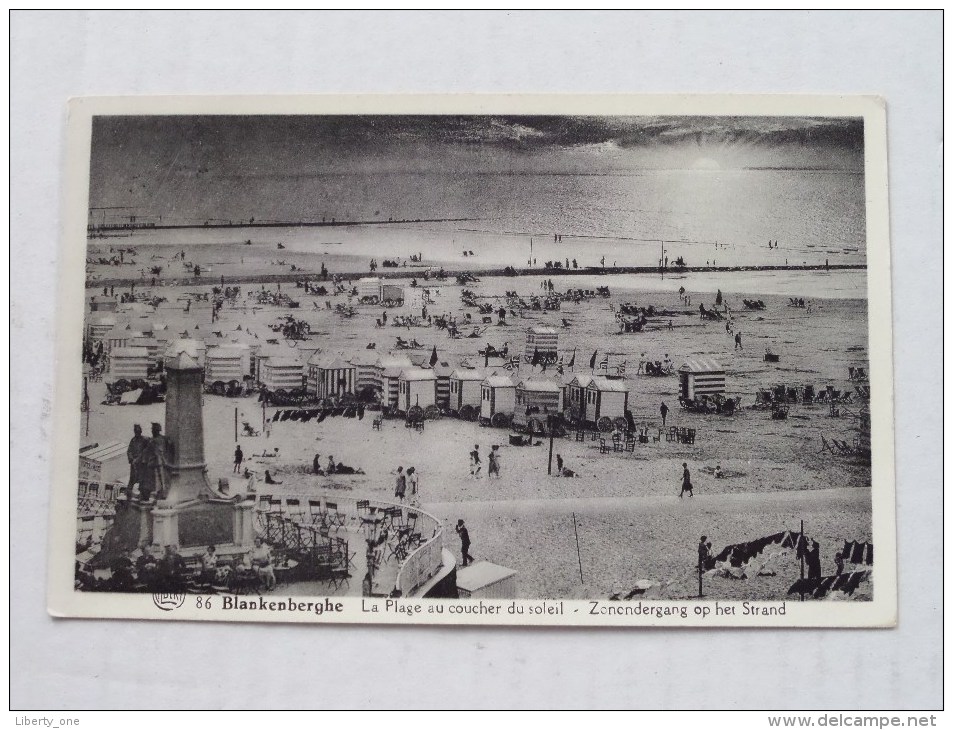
599, 439, 609, 454
625, 439, 636, 453
324, 501, 346, 530
575, 430, 585, 442
284, 497, 304, 522
308, 498, 325, 525
612, 434, 623, 453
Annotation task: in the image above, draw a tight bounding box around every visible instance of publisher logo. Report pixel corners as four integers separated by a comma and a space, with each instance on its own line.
152, 593, 186, 611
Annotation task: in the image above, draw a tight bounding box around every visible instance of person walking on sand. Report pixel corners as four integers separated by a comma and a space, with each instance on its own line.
456, 520, 474, 566
394, 466, 407, 502
734, 332, 743, 350
469, 444, 482, 478
660, 401, 669, 427
556, 453, 564, 476
233, 444, 243, 474
488, 446, 501, 478
680, 462, 694, 498
407, 467, 419, 505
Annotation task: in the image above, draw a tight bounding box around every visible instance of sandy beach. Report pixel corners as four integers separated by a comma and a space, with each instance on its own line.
81, 245, 871, 600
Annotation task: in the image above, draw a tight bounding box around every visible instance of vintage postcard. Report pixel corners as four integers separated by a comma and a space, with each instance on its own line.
48, 95, 895, 627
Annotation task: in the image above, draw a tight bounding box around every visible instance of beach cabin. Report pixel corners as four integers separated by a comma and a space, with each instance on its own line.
449, 368, 485, 417
522, 326, 559, 364
129, 336, 162, 367
397, 367, 437, 414
79, 440, 128, 493
86, 312, 121, 343
259, 356, 305, 391
480, 374, 516, 425
103, 326, 143, 354
678, 356, 726, 400
206, 344, 251, 383
309, 355, 356, 399
358, 277, 382, 303
89, 295, 118, 313
513, 379, 564, 429
376, 354, 414, 407
455, 561, 518, 599
432, 359, 455, 410
347, 351, 380, 399
584, 377, 630, 426
108, 346, 150, 383
380, 283, 404, 306
564, 373, 595, 420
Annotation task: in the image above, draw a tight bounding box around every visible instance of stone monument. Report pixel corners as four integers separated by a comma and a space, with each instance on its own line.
107, 339, 256, 559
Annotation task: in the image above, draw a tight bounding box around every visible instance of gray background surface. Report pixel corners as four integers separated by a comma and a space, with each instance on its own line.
10, 10, 942, 710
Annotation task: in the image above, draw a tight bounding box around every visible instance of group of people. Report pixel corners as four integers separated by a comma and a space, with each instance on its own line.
393, 465, 420, 505
312, 453, 363, 476
469, 444, 502, 479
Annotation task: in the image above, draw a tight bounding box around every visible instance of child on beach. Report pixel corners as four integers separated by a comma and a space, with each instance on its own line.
488, 446, 500, 478
407, 467, 419, 505
470, 445, 482, 478
394, 466, 406, 502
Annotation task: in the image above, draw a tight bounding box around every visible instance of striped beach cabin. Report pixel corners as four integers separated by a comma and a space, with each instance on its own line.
433, 359, 455, 410
513, 378, 564, 429
260, 355, 305, 391
480, 374, 516, 425
87, 313, 122, 344
377, 354, 414, 407
678, 356, 726, 400
397, 367, 437, 413
206, 344, 251, 383
308, 355, 356, 399
449, 368, 485, 416
108, 346, 150, 383
522, 326, 559, 364
349, 351, 380, 398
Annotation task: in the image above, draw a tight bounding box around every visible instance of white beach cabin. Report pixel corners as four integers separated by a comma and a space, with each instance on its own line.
480, 374, 516, 425
449, 368, 485, 418
397, 367, 437, 413
585, 376, 630, 426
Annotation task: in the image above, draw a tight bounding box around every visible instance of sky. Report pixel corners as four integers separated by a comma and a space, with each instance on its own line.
88, 115, 865, 224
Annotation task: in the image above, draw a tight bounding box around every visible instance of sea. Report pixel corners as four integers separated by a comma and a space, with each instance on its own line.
87, 168, 869, 298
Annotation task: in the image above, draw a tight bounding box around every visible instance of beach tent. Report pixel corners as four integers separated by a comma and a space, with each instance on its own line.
584, 377, 630, 426
513, 378, 564, 429
522, 326, 559, 364
108, 346, 150, 382
480, 374, 516, 425
449, 368, 485, 416
678, 357, 726, 400
397, 367, 437, 413
308, 354, 356, 399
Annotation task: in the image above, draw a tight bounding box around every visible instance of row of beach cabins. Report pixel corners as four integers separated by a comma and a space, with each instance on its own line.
86, 303, 727, 431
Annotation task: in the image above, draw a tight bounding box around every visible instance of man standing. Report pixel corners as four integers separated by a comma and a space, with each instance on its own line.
233, 444, 244, 474
660, 401, 669, 427
456, 519, 474, 566
735, 332, 743, 350
126, 424, 148, 496
680, 462, 694, 498
136, 423, 169, 502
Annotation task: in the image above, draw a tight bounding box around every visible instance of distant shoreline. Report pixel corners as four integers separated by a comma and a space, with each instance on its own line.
85, 263, 866, 289
86, 216, 476, 234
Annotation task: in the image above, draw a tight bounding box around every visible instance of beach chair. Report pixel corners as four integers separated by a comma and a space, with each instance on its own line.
666, 427, 678, 443
599, 439, 610, 454
625, 438, 636, 453
372, 414, 383, 431
308, 499, 324, 525
612, 433, 623, 452
575, 429, 586, 442
284, 497, 304, 522
325, 502, 347, 530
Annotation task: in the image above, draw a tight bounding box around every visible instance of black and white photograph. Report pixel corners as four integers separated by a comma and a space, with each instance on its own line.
49, 95, 895, 626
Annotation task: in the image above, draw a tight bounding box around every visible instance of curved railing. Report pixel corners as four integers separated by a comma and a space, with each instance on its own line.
251, 493, 445, 596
